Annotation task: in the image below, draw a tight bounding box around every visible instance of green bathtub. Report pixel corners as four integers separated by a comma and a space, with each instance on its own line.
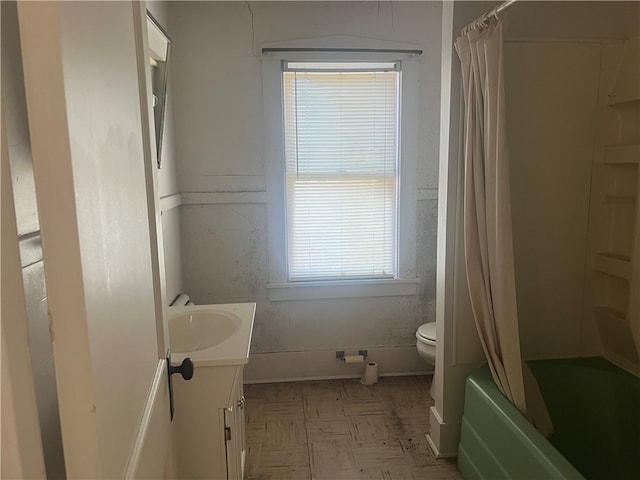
458, 357, 640, 480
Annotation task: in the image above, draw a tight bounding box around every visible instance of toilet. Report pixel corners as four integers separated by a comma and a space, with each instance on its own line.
416, 322, 436, 398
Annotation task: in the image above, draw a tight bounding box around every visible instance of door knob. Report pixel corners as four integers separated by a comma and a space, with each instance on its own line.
169, 358, 194, 381
166, 353, 195, 420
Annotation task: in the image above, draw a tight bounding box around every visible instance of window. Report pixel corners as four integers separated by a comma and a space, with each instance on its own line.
282, 61, 400, 281
262, 43, 420, 300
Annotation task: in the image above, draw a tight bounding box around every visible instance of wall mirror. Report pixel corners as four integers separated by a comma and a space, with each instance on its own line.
146, 12, 171, 168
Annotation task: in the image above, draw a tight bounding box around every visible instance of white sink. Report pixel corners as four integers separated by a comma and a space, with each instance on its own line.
168, 303, 255, 366
169, 310, 241, 353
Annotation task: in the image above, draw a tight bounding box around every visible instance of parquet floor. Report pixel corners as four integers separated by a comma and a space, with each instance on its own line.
243, 375, 462, 480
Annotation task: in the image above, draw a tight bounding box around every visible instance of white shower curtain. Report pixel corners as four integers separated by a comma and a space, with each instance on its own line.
455, 20, 553, 436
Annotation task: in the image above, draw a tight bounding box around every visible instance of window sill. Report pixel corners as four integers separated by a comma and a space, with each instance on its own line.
266, 278, 420, 302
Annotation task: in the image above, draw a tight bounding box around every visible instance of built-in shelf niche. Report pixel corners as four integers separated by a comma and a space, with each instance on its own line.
602, 195, 635, 205
593, 305, 639, 366
608, 37, 639, 106
587, 36, 640, 375
594, 205, 636, 263
595, 159, 638, 261
592, 272, 629, 318
602, 163, 637, 197
603, 144, 640, 165
594, 253, 632, 280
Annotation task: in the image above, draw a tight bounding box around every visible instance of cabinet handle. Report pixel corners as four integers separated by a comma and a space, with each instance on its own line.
225, 426, 232, 441
237, 396, 245, 409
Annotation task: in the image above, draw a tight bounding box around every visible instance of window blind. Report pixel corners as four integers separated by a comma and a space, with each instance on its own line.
282, 62, 400, 280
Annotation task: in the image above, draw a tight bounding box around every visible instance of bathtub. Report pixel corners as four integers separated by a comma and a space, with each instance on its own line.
458, 357, 640, 480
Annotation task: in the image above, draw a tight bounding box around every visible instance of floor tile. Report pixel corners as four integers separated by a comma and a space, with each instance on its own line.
309, 439, 358, 476
245, 397, 264, 423
258, 382, 303, 402
306, 419, 351, 442
303, 395, 345, 421
352, 439, 410, 467
360, 464, 462, 480
301, 379, 344, 398
263, 400, 305, 419
341, 378, 378, 399
263, 417, 307, 448
246, 422, 266, 444
343, 397, 387, 417
259, 445, 310, 470
244, 375, 461, 479
348, 416, 399, 442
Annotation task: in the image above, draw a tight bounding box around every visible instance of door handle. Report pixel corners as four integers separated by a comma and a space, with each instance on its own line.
166, 352, 195, 420
169, 358, 194, 381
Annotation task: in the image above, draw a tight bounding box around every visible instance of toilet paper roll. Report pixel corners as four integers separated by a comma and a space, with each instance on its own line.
343, 355, 365, 364
361, 362, 379, 385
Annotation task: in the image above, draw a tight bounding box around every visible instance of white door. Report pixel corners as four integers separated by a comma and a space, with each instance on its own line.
17, 2, 173, 478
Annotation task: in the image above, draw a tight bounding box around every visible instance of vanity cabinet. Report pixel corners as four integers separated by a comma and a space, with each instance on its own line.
172, 364, 247, 479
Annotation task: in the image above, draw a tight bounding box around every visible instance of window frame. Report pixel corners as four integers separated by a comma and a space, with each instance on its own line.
263, 42, 420, 301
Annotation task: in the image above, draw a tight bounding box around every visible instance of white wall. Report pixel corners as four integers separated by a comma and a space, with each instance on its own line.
502, 0, 638, 361
507, 42, 601, 360
1, 2, 65, 477
169, 1, 443, 380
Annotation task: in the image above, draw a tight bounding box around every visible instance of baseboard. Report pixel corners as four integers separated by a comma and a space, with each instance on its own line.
427, 405, 460, 458
244, 371, 432, 384
243, 346, 432, 383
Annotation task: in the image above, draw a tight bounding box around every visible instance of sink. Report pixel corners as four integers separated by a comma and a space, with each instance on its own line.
168, 303, 255, 366
169, 310, 241, 353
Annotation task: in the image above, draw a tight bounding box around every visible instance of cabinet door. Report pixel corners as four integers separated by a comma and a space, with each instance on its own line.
224, 373, 245, 480
239, 381, 246, 474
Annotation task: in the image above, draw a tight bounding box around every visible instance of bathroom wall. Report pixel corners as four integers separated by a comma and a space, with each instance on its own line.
1, 2, 65, 478
506, 42, 601, 359
169, 1, 443, 379
504, 2, 639, 361
147, 1, 183, 305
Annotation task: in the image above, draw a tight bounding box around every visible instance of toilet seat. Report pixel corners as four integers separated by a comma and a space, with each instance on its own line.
416, 322, 436, 345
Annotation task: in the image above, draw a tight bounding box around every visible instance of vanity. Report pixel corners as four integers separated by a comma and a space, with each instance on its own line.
169, 303, 255, 480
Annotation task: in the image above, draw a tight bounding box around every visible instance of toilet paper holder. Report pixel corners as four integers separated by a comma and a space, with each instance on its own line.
336, 350, 368, 362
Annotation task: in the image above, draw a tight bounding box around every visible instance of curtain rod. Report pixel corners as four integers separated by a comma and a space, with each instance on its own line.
462, 0, 518, 35
262, 48, 423, 55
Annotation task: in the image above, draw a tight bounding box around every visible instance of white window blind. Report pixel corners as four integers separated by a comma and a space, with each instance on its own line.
283, 62, 400, 281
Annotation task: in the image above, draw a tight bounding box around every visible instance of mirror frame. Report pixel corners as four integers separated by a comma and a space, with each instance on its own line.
146, 11, 171, 169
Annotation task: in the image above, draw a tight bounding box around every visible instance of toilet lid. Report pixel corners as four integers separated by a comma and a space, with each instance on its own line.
417, 322, 436, 341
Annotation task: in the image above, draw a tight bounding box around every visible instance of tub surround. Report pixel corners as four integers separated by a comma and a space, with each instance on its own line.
532, 358, 640, 479
458, 363, 582, 480
459, 357, 640, 479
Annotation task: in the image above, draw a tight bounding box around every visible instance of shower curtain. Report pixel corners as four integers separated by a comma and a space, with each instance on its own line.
455, 20, 553, 436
